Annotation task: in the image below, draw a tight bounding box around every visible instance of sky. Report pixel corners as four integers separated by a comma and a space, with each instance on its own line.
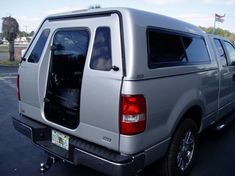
0, 0, 235, 33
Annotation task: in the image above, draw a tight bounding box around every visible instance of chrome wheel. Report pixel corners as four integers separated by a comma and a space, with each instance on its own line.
159, 119, 198, 176
177, 130, 195, 171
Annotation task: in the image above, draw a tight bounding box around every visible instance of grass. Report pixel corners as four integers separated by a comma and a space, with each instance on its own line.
0, 45, 19, 66
0, 60, 19, 66
0, 45, 8, 53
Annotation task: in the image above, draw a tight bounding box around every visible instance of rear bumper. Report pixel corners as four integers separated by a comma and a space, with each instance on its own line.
12, 115, 145, 176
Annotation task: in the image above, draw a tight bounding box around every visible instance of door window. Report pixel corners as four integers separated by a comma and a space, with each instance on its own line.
51, 29, 89, 89
182, 36, 210, 63
147, 28, 210, 68
44, 29, 90, 129
90, 27, 112, 71
213, 39, 227, 65
28, 29, 50, 63
223, 41, 235, 63
148, 30, 186, 66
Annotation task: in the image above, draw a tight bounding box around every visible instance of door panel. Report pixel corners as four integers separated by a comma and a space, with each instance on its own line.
80, 14, 123, 134
223, 41, 235, 106
19, 22, 52, 109
212, 39, 233, 120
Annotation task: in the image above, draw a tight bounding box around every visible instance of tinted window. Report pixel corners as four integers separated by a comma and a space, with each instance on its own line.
90, 27, 112, 71
53, 30, 89, 57
51, 29, 89, 89
28, 29, 50, 63
223, 41, 235, 62
148, 30, 186, 66
182, 37, 210, 63
44, 29, 89, 129
214, 39, 226, 57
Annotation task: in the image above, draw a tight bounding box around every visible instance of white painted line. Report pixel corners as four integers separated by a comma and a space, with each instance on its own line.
0, 76, 17, 89
0, 72, 18, 76
0, 76, 17, 79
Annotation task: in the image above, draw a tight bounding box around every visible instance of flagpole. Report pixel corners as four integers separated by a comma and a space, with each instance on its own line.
213, 14, 216, 34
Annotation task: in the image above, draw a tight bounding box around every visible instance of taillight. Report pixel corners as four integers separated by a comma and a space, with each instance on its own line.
17, 74, 21, 101
120, 95, 147, 135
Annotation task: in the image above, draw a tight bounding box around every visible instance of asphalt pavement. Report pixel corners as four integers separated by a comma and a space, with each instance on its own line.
0, 66, 235, 176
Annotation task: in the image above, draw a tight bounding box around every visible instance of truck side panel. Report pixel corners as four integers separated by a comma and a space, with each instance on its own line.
120, 68, 219, 155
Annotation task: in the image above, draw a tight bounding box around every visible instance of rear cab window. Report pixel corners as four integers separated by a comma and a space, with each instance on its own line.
147, 28, 210, 68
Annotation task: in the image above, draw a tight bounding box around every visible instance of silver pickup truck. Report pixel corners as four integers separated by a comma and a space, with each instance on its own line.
13, 7, 235, 176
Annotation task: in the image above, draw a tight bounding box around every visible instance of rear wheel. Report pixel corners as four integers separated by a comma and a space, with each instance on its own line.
160, 118, 198, 176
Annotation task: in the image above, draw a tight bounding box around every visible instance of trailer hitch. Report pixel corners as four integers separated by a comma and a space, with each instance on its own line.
40, 155, 60, 175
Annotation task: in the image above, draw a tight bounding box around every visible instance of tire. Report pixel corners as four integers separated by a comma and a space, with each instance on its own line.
160, 118, 198, 176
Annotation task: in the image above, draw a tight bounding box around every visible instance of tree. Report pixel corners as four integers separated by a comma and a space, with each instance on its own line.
199, 26, 235, 43
19, 30, 35, 38
19, 31, 28, 37
2, 16, 19, 61
29, 31, 35, 36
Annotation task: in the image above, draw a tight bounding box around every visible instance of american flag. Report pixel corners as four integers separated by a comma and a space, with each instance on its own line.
215, 13, 225, 23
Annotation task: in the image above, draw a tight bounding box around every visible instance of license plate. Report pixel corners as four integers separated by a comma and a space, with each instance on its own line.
51, 130, 70, 150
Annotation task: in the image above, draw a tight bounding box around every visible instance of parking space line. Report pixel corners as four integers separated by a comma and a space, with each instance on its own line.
0, 75, 17, 89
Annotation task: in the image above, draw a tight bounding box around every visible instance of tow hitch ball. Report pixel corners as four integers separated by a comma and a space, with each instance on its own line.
40, 155, 60, 175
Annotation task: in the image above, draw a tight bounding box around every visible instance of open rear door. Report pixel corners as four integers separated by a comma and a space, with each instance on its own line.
44, 29, 89, 129
43, 13, 124, 151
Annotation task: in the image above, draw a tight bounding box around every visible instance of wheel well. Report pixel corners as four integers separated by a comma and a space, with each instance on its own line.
182, 106, 202, 131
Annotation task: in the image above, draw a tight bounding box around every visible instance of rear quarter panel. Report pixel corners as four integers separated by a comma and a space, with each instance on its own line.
120, 68, 219, 154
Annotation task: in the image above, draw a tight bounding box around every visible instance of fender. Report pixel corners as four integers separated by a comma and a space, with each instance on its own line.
167, 88, 205, 136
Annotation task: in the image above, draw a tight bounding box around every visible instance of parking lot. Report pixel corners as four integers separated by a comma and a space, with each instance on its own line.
1, 66, 235, 176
